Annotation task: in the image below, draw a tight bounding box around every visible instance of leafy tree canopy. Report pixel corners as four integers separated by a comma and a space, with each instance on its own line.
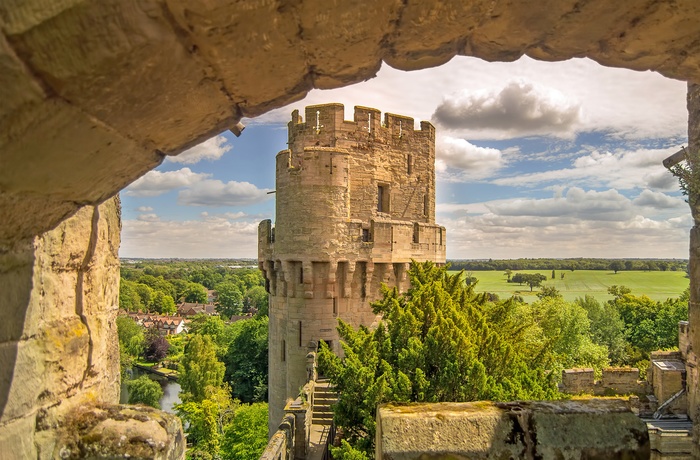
318, 262, 559, 454
216, 281, 244, 318
183, 282, 209, 304
127, 375, 163, 408
220, 403, 269, 460
224, 316, 269, 403
179, 334, 225, 403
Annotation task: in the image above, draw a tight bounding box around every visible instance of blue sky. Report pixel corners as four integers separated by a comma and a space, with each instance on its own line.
120, 56, 690, 259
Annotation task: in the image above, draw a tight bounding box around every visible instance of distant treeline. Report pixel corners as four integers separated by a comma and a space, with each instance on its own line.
448, 258, 687, 272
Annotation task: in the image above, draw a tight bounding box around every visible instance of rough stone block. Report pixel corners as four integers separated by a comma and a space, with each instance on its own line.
0, 413, 38, 460
376, 400, 649, 459
56, 403, 185, 460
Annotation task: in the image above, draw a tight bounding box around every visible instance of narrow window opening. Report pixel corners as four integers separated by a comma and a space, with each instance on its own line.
299, 322, 303, 347
407, 154, 412, 175
413, 223, 420, 244
378, 184, 390, 213
333, 297, 338, 316
362, 228, 370, 242
281, 340, 286, 362
423, 195, 429, 216
299, 265, 304, 285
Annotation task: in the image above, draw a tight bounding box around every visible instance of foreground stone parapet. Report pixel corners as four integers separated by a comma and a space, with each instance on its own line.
376, 399, 650, 459
56, 403, 185, 460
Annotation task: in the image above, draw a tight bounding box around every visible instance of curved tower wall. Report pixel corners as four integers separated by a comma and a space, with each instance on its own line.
259, 104, 446, 432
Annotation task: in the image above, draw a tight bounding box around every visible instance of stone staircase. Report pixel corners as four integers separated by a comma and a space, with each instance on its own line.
312, 379, 337, 426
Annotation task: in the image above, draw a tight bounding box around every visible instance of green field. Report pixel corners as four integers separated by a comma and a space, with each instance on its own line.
448, 270, 689, 303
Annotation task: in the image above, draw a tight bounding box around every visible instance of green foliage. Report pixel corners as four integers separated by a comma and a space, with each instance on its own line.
245, 285, 269, 315
450, 258, 687, 272
224, 317, 269, 403
177, 398, 223, 457
220, 403, 269, 460
184, 282, 209, 304
119, 280, 142, 311
215, 281, 244, 318
331, 440, 371, 460
116, 316, 145, 371
610, 261, 623, 273
318, 262, 559, 455
179, 335, 225, 403
126, 375, 163, 408
608, 286, 688, 359
531, 297, 609, 374
575, 295, 628, 364
152, 291, 177, 315
537, 285, 561, 300
134, 283, 155, 308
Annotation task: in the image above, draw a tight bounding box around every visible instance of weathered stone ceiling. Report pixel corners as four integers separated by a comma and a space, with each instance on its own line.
1, 0, 699, 244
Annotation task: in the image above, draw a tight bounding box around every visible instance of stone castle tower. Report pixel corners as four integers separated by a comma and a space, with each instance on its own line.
258, 103, 446, 430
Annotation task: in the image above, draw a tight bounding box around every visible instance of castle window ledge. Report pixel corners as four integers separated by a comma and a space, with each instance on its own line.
375, 212, 392, 220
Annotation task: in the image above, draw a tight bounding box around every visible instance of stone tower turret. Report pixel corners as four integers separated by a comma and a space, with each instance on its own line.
258, 104, 446, 431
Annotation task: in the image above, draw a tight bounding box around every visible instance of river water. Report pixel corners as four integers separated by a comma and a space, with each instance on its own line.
119, 368, 182, 413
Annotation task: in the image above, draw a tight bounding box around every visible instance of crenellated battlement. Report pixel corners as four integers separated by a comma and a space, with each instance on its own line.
287, 103, 435, 153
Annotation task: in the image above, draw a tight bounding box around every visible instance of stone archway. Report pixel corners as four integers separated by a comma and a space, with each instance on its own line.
1, 0, 700, 244
2, 1, 700, 456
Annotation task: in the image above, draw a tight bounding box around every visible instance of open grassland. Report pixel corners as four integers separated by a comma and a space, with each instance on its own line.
448, 269, 689, 303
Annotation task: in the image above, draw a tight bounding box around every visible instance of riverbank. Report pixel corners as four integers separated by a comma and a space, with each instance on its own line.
134, 363, 179, 381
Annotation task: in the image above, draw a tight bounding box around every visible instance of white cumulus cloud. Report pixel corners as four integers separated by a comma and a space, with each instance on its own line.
432, 78, 582, 137
124, 168, 211, 197
632, 189, 686, 210
137, 213, 160, 222
177, 179, 272, 207
166, 135, 232, 164
491, 145, 682, 191
436, 136, 504, 179
438, 188, 690, 259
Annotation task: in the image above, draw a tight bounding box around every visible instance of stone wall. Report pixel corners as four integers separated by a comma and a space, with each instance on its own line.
376, 400, 650, 459
0, 197, 121, 457
560, 367, 647, 396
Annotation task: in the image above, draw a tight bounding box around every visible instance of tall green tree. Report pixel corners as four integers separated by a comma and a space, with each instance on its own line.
179, 335, 225, 403
152, 291, 177, 315
318, 262, 558, 455
610, 261, 623, 274
176, 388, 236, 459
116, 316, 145, 371
608, 286, 688, 358
523, 273, 547, 291
224, 317, 269, 403
183, 282, 209, 304
215, 281, 244, 318
530, 297, 609, 374
575, 295, 628, 364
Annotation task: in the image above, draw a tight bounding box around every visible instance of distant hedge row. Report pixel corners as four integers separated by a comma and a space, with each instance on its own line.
448, 258, 687, 272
